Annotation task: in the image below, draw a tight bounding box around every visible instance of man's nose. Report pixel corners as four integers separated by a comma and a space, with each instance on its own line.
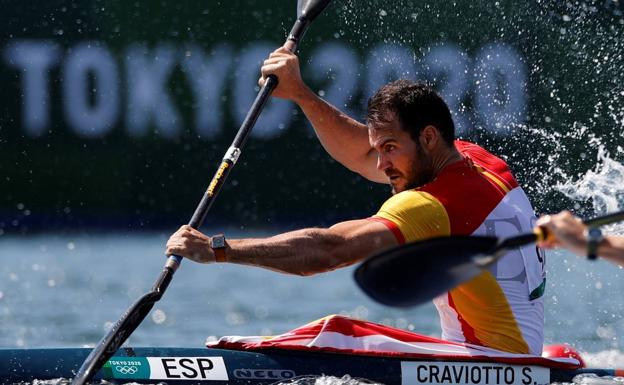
377, 154, 390, 171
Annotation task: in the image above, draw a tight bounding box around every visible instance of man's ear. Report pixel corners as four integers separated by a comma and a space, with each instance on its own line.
419, 125, 439, 149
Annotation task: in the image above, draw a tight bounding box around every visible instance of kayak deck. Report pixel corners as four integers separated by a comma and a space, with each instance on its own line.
1, 347, 620, 385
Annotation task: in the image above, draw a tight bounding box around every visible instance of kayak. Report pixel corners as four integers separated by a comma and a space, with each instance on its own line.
3, 316, 621, 385
0, 346, 622, 385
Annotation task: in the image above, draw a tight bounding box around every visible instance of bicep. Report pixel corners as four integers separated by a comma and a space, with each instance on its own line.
327, 219, 399, 267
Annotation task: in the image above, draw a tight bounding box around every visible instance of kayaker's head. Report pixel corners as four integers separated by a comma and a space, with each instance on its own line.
367, 80, 457, 194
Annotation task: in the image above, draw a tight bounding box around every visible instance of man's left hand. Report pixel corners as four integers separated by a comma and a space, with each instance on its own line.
165, 225, 215, 263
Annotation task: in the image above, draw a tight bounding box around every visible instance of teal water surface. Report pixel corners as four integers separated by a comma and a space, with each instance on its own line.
1, 232, 623, 368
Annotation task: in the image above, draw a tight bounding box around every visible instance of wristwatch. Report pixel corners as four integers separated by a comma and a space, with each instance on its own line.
586, 227, 603, 261
210, 234, 227, 263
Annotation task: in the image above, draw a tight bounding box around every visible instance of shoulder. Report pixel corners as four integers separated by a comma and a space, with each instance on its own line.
455, 140, 505, 165
454, 139, 519, 189
379, 190, 444, 213
374, 190, 451, 243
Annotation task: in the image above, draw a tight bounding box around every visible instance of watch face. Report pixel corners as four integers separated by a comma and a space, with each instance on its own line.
589, 227, 602, 238
212, 236, 225, 248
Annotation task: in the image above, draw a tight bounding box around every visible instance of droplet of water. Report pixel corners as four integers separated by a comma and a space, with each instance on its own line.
254, 305, 269, 319
352, 305, 369, 319
152, 309, 166, 324
103, 321, 114, 332
225, 311, 246, 326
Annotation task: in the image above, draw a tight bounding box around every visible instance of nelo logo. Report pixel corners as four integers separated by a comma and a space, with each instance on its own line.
233, 368, 296, 380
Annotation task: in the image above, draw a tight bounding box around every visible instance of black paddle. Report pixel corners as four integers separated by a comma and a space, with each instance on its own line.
354, 210, 624, 308
70, 2, 332, 384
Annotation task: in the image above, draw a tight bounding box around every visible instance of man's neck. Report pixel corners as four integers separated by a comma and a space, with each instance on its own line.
431, 146, 463, 178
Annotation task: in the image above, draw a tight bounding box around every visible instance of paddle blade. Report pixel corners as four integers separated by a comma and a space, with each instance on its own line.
297, 0, 332, 21
354, 236, 499, 307
71, 291, 161, 385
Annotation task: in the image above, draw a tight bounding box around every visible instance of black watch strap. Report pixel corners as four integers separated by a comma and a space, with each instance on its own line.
587, 227, 603, 261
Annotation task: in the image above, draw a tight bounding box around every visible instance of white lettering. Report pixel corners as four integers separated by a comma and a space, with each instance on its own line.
307, 42, 360, 119
4, 40, 60, 136
422, 44, 471, 135
63, 42, 119, 138
125, 44, 180, 138
181, 44, 232, 139
473, 43, 527, 136
3, 39, 530, 140
365, 43, 418, 105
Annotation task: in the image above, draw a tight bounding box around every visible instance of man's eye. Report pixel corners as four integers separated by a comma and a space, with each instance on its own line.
385, 145, 395, 152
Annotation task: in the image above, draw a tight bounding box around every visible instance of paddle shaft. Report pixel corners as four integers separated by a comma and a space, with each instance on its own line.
584, 210, 624, 227
70, 11, 325, 385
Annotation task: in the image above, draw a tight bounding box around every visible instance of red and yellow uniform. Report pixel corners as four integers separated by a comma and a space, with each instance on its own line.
370, 140, 545, 355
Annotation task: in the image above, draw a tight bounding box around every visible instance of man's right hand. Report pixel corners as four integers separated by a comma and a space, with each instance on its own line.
259, 46, 311, 102
166, 225, 215, 264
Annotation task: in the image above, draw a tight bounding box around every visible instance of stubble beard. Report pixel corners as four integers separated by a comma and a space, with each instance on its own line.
391, 148, 434, 195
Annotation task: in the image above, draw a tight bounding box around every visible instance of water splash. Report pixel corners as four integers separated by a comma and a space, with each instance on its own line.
569, 373, 624, 384
583, 349, 624, 369
333, 1, 624, 220
556, 145, 624, 234
277, 375, 382, 385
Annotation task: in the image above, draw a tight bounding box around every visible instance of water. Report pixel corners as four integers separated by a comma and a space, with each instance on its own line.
1, 231, 623, 362
0, 231, 435, 348
23, 376, 385, 385
557, 145, 624, 233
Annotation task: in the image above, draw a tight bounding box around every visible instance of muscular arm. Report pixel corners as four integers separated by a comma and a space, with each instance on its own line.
260, 47, 385, 183
292, 87, 384, 182
166, 220, 398, 276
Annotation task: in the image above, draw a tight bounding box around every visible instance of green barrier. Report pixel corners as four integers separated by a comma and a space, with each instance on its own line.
1, 1, 623, 230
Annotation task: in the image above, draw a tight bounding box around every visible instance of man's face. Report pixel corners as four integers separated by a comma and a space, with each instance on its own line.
368, 114, 434, 194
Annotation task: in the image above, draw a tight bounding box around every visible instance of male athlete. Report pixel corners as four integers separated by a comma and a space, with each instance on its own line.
166, 47, 546, 355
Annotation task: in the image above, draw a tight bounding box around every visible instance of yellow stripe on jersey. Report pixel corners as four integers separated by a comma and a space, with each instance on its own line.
474, 165, 511, 193
374, 190, 451, 242
482, 171, 511, 193
450, 272, 530, 354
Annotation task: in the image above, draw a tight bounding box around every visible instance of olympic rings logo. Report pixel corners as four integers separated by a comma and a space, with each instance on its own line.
115, 365, 139, 375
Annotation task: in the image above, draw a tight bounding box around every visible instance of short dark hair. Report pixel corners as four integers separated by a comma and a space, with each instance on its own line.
366, 80, 455, 146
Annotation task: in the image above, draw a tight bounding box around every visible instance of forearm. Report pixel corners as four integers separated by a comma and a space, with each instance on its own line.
226, 227, 356, 276
598, 236, 624, 267
293, 87, 384, 183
